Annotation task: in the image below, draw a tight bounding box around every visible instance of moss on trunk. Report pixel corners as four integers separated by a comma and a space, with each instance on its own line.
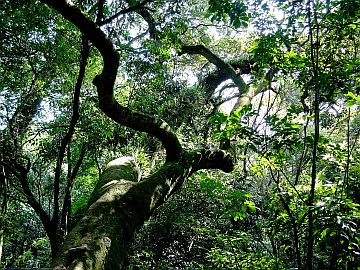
52, 149, 233, 269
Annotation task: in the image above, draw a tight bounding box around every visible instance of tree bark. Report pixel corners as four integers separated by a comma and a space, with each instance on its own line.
38, 1, 235, 268
52, 151, 233, 269
306, 1, 320, 269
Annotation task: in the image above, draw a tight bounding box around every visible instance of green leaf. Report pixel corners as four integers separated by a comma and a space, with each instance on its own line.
244, 200, 256, 213
321, 228, 330, 238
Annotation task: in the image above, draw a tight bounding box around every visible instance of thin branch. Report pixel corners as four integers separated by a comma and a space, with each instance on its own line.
52, 36, 89, 227
60, 144, 86, 237
96, 0, 106, 24
269, 167, 302, 269
212, 93, 240, 108
295, 117, 310, 185
100, 0, 154, 26
265, 157, 306, 205
0, 161, 52, 233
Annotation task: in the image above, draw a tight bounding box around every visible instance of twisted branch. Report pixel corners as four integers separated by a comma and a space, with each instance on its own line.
40, 0, 183, 161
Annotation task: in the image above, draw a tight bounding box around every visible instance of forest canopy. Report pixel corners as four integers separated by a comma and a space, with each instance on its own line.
0, 0, 359, 269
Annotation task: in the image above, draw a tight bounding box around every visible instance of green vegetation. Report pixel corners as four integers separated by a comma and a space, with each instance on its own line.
0, 0, 359, 269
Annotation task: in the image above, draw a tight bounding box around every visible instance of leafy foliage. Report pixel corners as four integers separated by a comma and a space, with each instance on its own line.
1, 0, 359, 268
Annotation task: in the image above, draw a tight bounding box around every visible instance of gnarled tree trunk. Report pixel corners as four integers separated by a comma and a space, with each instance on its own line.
37, 0, 236, 268
53, 151, 232, 269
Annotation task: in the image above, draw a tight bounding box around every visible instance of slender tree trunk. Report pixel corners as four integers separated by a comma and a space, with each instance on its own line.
270, 168, 302, 269
306, 0, 320, 268
0, 166, 7, 266
0, 228, 3, 267
277, 192, 302, 269
53, 35, 89, 248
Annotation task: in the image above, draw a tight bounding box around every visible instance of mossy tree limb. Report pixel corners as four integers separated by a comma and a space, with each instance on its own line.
52, 150, 232, 269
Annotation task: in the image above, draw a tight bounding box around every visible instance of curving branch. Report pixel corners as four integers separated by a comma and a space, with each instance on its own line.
132, 5, 249, 95
179, 45, 249, 94
40, 0, 183, 161
190, 148, 234, 173
201, 59, 253, 95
